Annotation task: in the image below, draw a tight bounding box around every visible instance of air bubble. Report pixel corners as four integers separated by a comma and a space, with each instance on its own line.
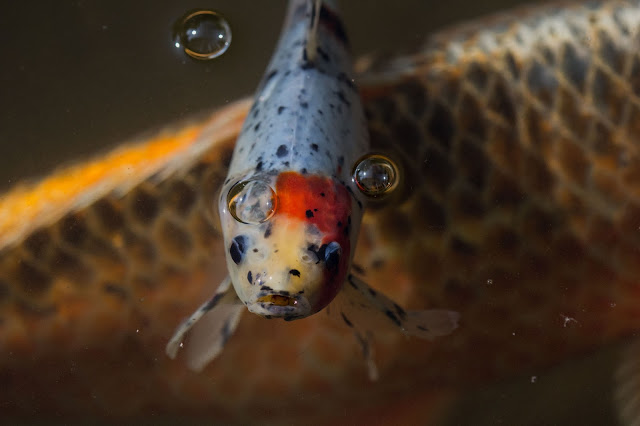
173, 10, 231, 60
352, 154, 399, 198
227, 179, 277, 224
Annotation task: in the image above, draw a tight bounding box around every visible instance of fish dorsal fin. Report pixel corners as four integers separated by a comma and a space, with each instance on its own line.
303, 0, 322, 63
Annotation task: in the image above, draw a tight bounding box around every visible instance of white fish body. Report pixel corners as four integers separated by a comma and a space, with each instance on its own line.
166, 0, 459, 379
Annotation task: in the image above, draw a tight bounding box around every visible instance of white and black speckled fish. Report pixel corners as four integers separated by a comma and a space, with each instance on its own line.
166, 0, 459, 379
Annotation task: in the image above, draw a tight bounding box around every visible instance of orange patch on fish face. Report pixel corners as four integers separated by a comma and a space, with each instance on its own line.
275, 171, 354, 311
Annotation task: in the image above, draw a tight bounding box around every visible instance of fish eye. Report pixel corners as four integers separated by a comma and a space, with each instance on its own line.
229, 235, 249, 264
324, 241, 341, 271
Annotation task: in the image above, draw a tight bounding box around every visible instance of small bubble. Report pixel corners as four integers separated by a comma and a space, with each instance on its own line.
531, 376, 537, 383
487, 279, 493, 285
173, 10, 231, 60
227, 179, 277, 224
610, 302, 617, 308
352, 154, 399, 198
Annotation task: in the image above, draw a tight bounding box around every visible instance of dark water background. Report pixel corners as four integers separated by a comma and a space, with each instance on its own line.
0, 0, 533, 187
0, 1, 626, 424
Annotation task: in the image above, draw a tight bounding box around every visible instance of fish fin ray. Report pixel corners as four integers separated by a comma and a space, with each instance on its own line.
340, 274, 459, 338
184, 296, 244, 372
329, 274, 458, 380
165, 275, 244, 371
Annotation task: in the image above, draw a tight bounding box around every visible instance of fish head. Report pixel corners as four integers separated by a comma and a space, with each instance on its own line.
219, 170, 361, 320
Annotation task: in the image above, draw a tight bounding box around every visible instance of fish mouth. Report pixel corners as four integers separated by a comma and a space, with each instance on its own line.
249, 293, 311, 320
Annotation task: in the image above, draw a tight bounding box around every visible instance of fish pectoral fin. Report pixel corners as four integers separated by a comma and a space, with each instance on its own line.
328, 274, 459, 380
165, 275, 245, 372
340, 274, 459, 338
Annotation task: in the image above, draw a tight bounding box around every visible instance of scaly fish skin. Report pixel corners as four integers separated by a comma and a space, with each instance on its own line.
0, 0, 640, 423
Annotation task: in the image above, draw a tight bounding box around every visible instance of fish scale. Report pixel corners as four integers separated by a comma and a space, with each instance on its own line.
1, 0, 640, 424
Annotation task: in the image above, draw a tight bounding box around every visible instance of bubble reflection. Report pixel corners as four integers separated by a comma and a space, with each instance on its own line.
227, 179, 277, 225
173, 10, 232, 60
352, 154, 399, 198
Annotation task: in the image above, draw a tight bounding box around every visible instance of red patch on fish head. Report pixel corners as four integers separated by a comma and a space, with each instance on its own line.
275, 171, 353, 312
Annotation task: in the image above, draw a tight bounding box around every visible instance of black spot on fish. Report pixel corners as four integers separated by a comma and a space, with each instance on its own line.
337, 72, 356, 90
320, 192, 325, 197
368, 288, 377, 297
316, 46, 330, 62
300, 101, 308, 109
317, 109, 324, 115
347, 276, 358, 289
261, 286, 273, 291
310, 143, 319, 152
394, 303, 407, 320
305, 210, 314, 218
252, 107, 260, 118
289, 269, 301, 277
203, 292, 225, 311
276, 145, 289, 157
338, 156, 344, 166
301, 168, 307, 174
351, 263, 365, 275
264, 69, 278, 82
220, 319, 233, 345
229, 235, 248, 265
341, 312, 353, 328
256, 161, 263, 172
278, 106, 286, 115
336, 90, 351, 107
385, 310, 402, 327
254, 122, 261, 131
247, 271, 253, 284
264, 223, 273, 239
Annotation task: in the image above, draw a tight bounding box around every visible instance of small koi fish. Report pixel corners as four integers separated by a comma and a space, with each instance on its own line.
165, 0, 459, 379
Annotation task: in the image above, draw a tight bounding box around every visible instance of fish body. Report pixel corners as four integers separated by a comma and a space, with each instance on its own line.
218, 0, 367, 318
1, 0, 640, 424
166, 0, 458, 374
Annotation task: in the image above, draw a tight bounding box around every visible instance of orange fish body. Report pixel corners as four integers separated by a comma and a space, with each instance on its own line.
2, 1, 640, 424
